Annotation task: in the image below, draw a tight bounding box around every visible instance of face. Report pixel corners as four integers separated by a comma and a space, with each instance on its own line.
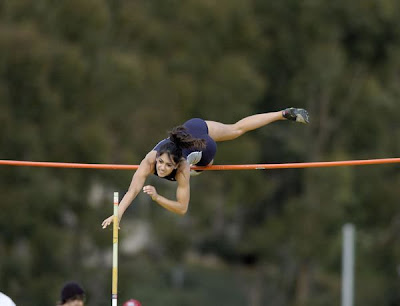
63, 296, 85, 306
156, 153, 177, 177
63, 300, 84, 306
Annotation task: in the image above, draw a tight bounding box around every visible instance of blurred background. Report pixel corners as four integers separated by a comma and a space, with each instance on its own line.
1, 0, 400, 305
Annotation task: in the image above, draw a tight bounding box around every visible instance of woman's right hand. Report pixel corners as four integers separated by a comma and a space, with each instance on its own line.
102, 215, 115, 229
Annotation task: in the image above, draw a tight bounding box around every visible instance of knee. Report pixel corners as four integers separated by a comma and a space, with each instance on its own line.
232, 124, 245, 138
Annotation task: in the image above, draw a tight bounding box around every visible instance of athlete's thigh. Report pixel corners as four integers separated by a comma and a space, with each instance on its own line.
205, 120, 239, 142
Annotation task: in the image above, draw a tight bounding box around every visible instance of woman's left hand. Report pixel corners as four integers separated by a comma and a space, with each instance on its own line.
143, 185, 159, 201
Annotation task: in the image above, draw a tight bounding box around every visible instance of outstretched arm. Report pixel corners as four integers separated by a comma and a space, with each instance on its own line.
143, 162, 190, 215
102, 151, 155, 228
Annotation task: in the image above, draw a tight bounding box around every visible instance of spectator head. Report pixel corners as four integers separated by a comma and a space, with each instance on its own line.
123, 299, 142, 306
60, 282, 85, 305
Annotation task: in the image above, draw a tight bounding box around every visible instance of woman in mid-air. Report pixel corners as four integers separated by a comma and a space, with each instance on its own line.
101, 108, 309, 228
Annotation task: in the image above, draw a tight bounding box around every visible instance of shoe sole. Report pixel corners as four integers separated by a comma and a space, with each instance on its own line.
295, 110, 310, 124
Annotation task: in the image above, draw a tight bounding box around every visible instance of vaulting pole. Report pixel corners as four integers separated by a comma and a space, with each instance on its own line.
112, 192, 119, 306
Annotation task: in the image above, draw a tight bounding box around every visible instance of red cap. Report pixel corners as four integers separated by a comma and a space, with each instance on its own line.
123, 299, 142, 306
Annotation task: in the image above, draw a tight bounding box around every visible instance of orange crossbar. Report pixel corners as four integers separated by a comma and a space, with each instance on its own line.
0, 158, 400, 170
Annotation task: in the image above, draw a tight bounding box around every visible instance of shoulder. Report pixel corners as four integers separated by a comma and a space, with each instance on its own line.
144, 150, 157, 162
175, 160, 190, 183
138, 151, 157, 174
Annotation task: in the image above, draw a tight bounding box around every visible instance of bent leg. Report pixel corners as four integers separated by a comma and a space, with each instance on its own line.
190, 159, 213, 176
206, 111, 284, 142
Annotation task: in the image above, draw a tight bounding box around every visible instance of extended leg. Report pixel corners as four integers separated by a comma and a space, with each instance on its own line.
206, 108, 309, 142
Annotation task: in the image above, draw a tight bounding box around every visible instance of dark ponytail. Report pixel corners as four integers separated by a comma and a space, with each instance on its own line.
169, 126, 206, 150
158, 126, 206, 164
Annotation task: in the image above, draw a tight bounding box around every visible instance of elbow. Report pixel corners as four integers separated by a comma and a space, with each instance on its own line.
177, 210, 187, 216
176, 204, 188, 215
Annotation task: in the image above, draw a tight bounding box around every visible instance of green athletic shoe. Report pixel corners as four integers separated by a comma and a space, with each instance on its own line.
282, 108, 310, 124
